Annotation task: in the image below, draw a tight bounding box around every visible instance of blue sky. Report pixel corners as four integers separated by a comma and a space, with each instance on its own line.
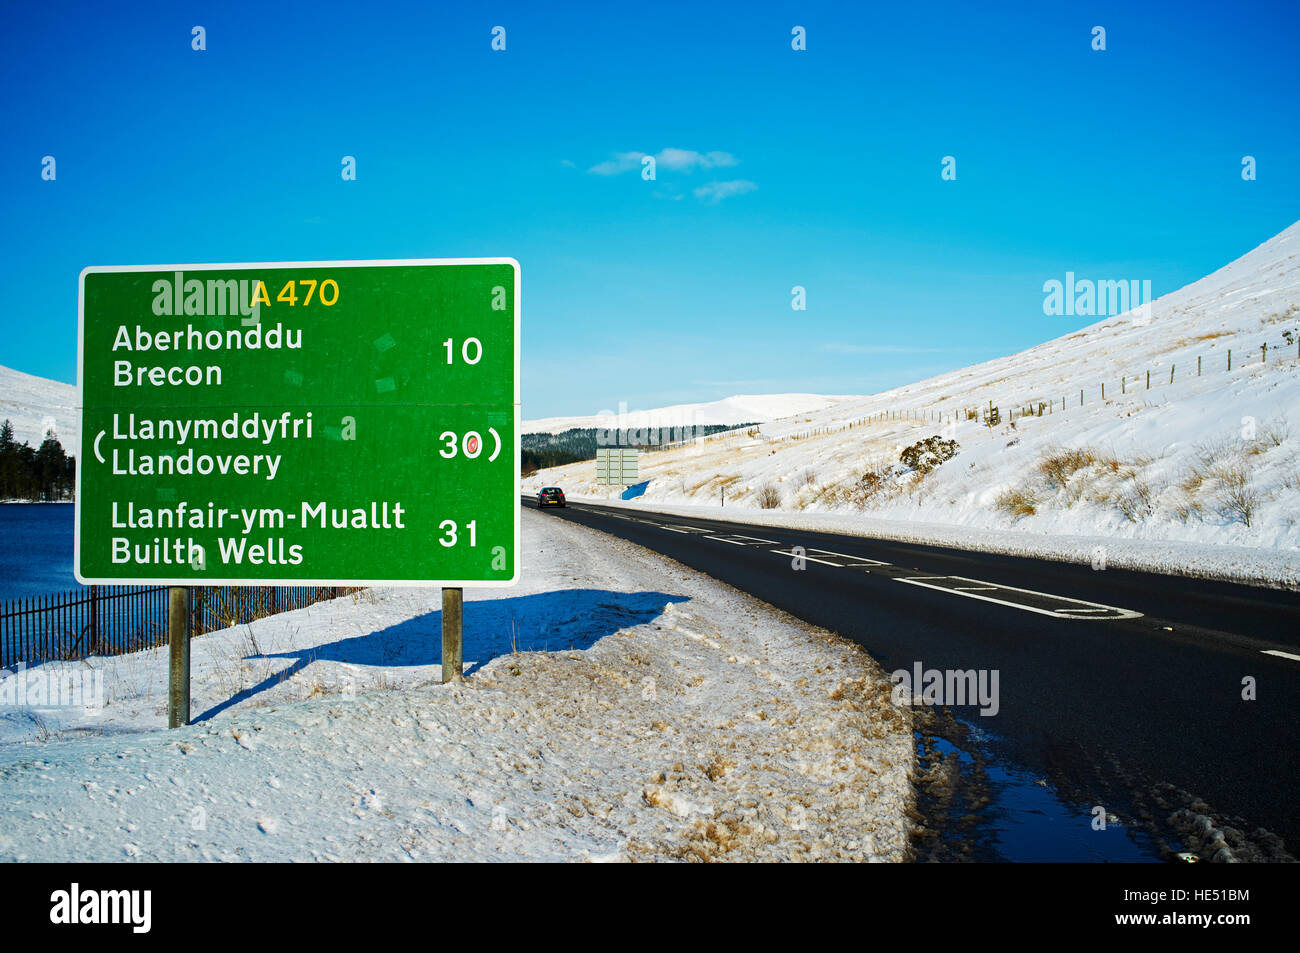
2, 0, 1297, 418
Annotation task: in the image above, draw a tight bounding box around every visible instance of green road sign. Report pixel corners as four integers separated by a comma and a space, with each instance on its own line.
75, 258, 520, 587
595, 447, 639, 485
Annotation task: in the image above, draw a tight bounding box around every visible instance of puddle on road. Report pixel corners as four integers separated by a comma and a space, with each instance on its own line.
907, 708, 1291, 863
920, 733, 1156, 862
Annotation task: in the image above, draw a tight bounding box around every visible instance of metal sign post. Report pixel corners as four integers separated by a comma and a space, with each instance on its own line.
168, 586, 190, 728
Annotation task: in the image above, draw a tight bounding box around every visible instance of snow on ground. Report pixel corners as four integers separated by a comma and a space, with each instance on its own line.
0, 509, 912, 862
526, 223, 1300, 581
0, 364, 78, 450
523, 392, 858, 435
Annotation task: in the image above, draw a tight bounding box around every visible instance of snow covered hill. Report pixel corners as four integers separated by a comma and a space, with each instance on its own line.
0, 364, 78, 450
523, 393, 857, 435
527, 222, 1300, 556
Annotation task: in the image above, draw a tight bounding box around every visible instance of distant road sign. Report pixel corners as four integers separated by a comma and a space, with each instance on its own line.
75, 258, 520, 587
595, 447, 639, 485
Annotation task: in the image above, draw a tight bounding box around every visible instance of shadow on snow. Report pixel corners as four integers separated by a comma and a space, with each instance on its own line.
194, 588, 688, 722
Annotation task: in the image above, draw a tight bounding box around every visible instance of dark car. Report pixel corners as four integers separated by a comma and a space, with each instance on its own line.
537, 486, 566, 508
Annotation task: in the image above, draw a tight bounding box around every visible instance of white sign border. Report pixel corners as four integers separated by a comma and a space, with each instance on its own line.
74, 257, 521, 589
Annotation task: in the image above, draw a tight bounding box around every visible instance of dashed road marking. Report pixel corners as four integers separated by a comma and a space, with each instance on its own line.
567, 508, 1145, 623
770, 547, 890, 568
707, 533, 780, 546
895, 574, 1143, 620
1262, 649, 1300, 662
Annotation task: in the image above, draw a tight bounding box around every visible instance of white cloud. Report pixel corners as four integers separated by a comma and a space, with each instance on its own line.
657, 148, 738, 171
588, 151, 646, 175
588, 148, 740, 176
692, 179, 758, 203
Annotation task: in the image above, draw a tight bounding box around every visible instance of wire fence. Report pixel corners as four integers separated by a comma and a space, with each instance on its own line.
0, 584, 361, 669
773, 331, 1299, 443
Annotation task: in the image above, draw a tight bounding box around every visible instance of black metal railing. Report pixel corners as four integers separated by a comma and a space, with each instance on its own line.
0, 584, 360, 669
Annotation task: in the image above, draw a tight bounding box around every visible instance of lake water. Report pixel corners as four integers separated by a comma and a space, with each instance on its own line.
0, 504, 78, 601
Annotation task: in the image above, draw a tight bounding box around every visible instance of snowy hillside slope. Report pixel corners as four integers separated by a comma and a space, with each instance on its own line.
524, 392, 857, 435
0, 509, 911, 862
0, 365, 77, 449
527, 222, 1300, 555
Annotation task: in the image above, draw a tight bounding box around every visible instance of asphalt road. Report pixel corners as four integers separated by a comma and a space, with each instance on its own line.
524, 495, 1300, 860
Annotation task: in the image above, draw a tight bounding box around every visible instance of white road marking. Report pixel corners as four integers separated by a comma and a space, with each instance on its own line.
707, 534, 780, 546
771, 549, 859, 568
771, 547, 890, 568
1262, 649, 1300, 662
571, 510, 1146, 624
803, 547, 890, 566
895, 575, 1143, 620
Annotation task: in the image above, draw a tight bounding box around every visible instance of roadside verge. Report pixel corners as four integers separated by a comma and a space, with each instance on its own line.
0, 508, 913, 862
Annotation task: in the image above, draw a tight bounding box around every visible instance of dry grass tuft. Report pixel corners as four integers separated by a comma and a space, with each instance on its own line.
1116, 476, 1160, 522
1213, 463, 1261, 526
1038, 448, 1097, 488
1171, 492, 1204, 524
702, 755, 734, 782
1262, 416, 1290, 448
994, 487, 1038, 517
822, 467, 895, 510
